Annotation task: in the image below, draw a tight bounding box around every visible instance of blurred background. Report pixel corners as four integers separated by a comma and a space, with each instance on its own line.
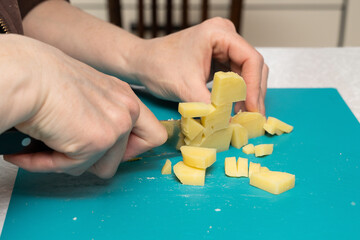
71, 0, 359, 47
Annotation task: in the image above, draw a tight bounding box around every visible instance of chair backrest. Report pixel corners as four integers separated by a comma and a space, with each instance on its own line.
107, 0, 243, 38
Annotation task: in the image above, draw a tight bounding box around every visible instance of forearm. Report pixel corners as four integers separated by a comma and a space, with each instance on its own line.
0, 35, 43, 133
22, 0, 144, 84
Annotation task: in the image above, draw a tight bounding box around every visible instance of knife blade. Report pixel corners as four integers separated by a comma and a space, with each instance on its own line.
0, 120, 184, 156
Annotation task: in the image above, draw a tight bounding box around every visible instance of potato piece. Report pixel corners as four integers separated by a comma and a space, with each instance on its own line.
249, 162, 261, 177
230, 123, 248, 149
181, 117, 204, 141
178, 102, 215, 118
254, 144, 274, 157
250, 171, 295, 194
173, 161, 205, 186
242, 144, 255, 154
267, 117, 293, 133
184, 132, 203, 146
260, 166, 270, 172
231, 112, 266, 139
161, 159, 172, 175
263, 123, 277, 135
211, 71, 247, 105
199, 127, 233, 152
180, 146, 216, 169
225, 157, 238, 177
237, 157, 249, 177
201, 103, 232, 136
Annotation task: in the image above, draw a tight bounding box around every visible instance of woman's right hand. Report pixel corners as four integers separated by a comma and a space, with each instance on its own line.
1, 34, 167, 178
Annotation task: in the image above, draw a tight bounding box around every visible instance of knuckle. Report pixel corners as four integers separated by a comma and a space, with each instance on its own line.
204, 17, 235, 31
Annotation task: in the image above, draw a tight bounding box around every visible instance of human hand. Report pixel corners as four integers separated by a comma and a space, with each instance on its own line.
128, 17, 268, 115
2, 35, 167, 178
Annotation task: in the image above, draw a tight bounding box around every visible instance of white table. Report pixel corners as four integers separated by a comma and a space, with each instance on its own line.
1, 47, 359, 236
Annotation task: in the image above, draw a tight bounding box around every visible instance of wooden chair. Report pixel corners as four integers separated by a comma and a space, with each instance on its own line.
107, 0, 243, 38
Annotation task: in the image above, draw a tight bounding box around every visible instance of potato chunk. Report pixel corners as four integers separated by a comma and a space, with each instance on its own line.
161, 159, 172, 175
211, 71, 246, 105
267, 117, 293, 133
180, 146, 216, 169
237, 157, 249, 177
250, 171, 295, 194
184, 132, 203, 146
242, 144, 255, 154
199, 127, 232, 152
254, 144, 274, 157
173, 161, 205, 186
181, 117, 204, 141
231, 112, 266, 139
225, 157, 238, 177
230, 123, 248, 149
249, 162, 261, 178
178, 102, 215, 118
201, 103, 232, 135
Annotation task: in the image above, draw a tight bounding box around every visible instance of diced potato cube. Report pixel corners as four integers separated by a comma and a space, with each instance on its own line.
242, 144, 255, 154
231, 112, 266, 139
184, 132, 203, 146
161, 159, 172, 175
249, 162, 261, 177
260, 166, 270, 172
199, 127, 232, 152
267, 117, 293, 133
237, 157, 249, 177
211, 71, 247, 105
230, 123, 248, 149
201, 103, 232, 136
178, 102, 215, 118
254, 144, 274, 157
173, 161, 205, 186
181, 117, 204, 141
180, 146, 216, 169
225, 157, 238, 177
250, 171, 295, 194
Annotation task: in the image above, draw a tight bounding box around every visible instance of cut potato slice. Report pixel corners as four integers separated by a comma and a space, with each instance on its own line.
173, 161, 205, 186
181, 117, 204, 141
180, 146, 216, 169
184, 132, 203, 146
178, 102, 215, 118
211, 71, 247, 105
161, 159, 172, 175
230, 123, 248, 149
201, 103, 232, 136
237, 157, 249, 177
249, 162, 261, 178
254, 144, 274, 157
231, 112, 266, 139
250, 171, 295, 194
267, 117, 293, 133
242, 144, 255, 154
199, 127, 232, 152
225, 157, 238, 177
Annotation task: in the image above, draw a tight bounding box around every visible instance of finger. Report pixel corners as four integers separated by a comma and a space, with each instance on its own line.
234, 101, 245, 113
259, 63, 269, 115
3, 151, 87, 173
88, 133, 129, 179
123, 100, 167, 160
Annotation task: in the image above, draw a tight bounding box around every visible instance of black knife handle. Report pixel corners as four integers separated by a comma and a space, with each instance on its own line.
0, 128, 52, 155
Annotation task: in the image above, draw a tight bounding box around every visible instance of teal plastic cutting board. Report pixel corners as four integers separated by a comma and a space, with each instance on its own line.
2, 89, 360, 239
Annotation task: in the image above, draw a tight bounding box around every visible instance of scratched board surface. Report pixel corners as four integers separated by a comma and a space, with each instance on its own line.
2, 89, 360, 239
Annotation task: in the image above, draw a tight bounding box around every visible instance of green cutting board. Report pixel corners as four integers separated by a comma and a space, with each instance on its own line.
2, 89, 360, 239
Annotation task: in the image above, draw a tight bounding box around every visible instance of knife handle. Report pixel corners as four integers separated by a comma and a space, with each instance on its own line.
0, 128, 51, 155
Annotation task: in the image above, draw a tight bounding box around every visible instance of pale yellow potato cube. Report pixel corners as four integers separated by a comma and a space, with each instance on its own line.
260, 166, 270, 172
178, 102, 215, 118
184, 132, 203, 146
242, 144, 255, 154
225, 157, 239, 177
267, 117, 293, 133
180, 146, 216, 169
161, 159, 172, 175
173, 161, 205, 186
201, 103, 232, 136
237, 157, 249, 177
229, 123, 248, 149
199, 127, 232, 152
250, 171, 295, 194
231, 112, 266, 139
181, 117, 204, 141
211, 71, 247, 105
254, 144, 274, 157
249, 162, 261, 177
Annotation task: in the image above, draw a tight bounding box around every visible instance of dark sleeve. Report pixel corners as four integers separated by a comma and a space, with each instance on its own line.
18, 0, 70, 19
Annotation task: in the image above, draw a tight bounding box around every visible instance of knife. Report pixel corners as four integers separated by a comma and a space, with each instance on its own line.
0, 121, 184, 156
